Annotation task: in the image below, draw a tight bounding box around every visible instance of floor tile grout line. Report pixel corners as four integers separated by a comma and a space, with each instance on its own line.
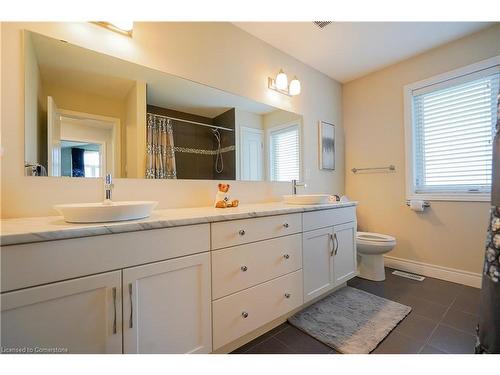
352, 280, 459, 309
439, 321, 478, 337
272, 335, 300, 354
241, 335, 276, 353
272, 329, 332, 354
269, 324, 316, 354
241, 323, 290, 353
419, 293, 459, 353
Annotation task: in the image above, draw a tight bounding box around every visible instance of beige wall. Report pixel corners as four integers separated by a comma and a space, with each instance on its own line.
23, 32, 45, 166
41, 81, 127, 177
124, 81, 146, 178
1, 22, 343, 218
343, 25, 500, 274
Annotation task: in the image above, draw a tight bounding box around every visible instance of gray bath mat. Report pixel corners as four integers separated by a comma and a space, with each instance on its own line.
288, 287, 411, 354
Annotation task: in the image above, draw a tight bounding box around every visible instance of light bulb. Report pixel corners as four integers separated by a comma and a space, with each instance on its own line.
275, 69, 288, 91
289, 76, 301, 96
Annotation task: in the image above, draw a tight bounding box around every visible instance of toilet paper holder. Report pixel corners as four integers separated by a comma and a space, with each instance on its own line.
405, 200, 431, 208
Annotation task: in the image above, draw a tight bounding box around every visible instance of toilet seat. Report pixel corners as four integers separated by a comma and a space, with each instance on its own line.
357, 232, 395, 244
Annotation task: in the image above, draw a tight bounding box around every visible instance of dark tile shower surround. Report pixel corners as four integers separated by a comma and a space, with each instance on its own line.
147, 105, 236, 180
231, 268, 480, 354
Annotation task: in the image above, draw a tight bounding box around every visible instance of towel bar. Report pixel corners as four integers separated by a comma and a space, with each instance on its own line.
351, 165, 395, 173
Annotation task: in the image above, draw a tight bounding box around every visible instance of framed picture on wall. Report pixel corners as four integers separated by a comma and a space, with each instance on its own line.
319, 121, 335, 170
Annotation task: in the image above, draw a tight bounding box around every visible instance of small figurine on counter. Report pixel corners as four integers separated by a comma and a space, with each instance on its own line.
215, 183, 239, 208
329, 194, 340, 202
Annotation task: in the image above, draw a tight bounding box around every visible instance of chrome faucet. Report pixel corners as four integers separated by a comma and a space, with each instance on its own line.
104, 173, 114, 201
291, 179, 307, 195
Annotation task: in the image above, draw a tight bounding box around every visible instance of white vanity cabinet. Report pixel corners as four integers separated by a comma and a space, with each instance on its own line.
0, 203, 358, 354
0, 224, 211, 354
332, 221, 357, 285
302, 227, 336, 302
1, 271, 122, 354
302, 208, 357, 303
122, 253, 212, 354
210, 213, 304, 350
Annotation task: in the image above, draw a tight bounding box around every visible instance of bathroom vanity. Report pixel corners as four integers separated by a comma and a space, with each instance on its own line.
0, 202, 357, 353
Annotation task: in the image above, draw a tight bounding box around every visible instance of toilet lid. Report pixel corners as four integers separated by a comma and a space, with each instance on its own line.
357, 231, 396, 243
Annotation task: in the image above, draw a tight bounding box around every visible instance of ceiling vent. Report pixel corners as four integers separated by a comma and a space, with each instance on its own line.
313, 21, 332, 29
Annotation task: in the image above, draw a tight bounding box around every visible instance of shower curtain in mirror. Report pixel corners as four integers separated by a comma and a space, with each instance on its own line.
145, 114, 177, 179
476, 86, 500, 353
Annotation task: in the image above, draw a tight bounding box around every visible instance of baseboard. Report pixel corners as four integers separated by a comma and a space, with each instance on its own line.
383, 255, 482, 288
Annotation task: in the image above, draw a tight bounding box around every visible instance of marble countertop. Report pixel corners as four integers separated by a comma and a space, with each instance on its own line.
0, 201, 357, 246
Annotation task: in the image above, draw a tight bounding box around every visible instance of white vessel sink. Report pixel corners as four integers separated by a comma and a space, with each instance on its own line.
283, 194, 331, 205
54, 201, 158, 223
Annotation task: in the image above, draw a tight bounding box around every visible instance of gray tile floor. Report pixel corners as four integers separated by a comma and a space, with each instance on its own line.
231, 268, 480, 354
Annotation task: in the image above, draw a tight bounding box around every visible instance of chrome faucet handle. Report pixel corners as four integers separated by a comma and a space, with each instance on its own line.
104, 173, 114, 201
292, 179, 307, 195
105, 173, 113, 185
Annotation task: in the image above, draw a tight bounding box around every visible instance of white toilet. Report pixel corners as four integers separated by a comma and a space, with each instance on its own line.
356, 232, 396, 281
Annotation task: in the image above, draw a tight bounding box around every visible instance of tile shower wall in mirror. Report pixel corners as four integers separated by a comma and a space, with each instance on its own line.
23, 30, 302, 182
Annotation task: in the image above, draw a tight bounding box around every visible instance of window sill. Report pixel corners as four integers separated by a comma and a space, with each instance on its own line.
407, 193, 491, 203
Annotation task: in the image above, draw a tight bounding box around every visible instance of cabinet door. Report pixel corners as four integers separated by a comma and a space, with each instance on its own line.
1, 271, 122, 354
123, 253, 211, 354
302, 226, 335, 303
333, 221, 357, 285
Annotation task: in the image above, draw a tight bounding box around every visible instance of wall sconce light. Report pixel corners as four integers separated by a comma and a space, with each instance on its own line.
268, 69, 301, 96
93, 21, 134, 37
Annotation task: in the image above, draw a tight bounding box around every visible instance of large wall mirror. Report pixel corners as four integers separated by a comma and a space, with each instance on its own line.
24, 30, 303, 182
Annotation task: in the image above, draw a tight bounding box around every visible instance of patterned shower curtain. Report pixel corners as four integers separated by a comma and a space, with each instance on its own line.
145, 114, 177, 179
476, 86, 500, 353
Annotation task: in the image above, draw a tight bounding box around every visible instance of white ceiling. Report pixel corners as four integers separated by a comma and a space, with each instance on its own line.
233, 22, 494, 83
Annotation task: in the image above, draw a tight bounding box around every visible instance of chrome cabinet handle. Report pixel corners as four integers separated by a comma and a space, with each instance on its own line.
128, 283, 133, 329
283, 254, 290, 259
284, 293, 291, 299
112, 287, 117, 334
242, 311, 249, 318
334, 233, 339, 255
329, 234, 334, 256
283, 223, 289, 228
238, 229, 246, 236
241, 265, 248, 272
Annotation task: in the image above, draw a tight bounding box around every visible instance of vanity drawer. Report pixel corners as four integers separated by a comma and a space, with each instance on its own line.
211, 234, 302, 299
211, 213, 302, 249
1, 224, 210, 292
212, 269, 303, 350
303, 206, 356, 232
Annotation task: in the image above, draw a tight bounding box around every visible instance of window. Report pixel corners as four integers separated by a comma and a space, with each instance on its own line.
405, 58, 500, 201
269, 124, 300, 182
84, 150, 101, 178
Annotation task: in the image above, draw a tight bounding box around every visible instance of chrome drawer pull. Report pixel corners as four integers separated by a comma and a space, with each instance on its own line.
283, 254, 290, 259
242, 311, 249, 318
334, 233, 339, 255
283, 223, 289, 228
284, 293, 291, 299
238, 229, 246, 236
128, 283, 133, 329
329, 234, 334, 256
112, 287, 117, 334
241, 265, 248, 272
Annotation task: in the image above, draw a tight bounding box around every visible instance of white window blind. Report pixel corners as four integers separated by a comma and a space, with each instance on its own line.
269, 124, 300, 182
412, 70, 499, 195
